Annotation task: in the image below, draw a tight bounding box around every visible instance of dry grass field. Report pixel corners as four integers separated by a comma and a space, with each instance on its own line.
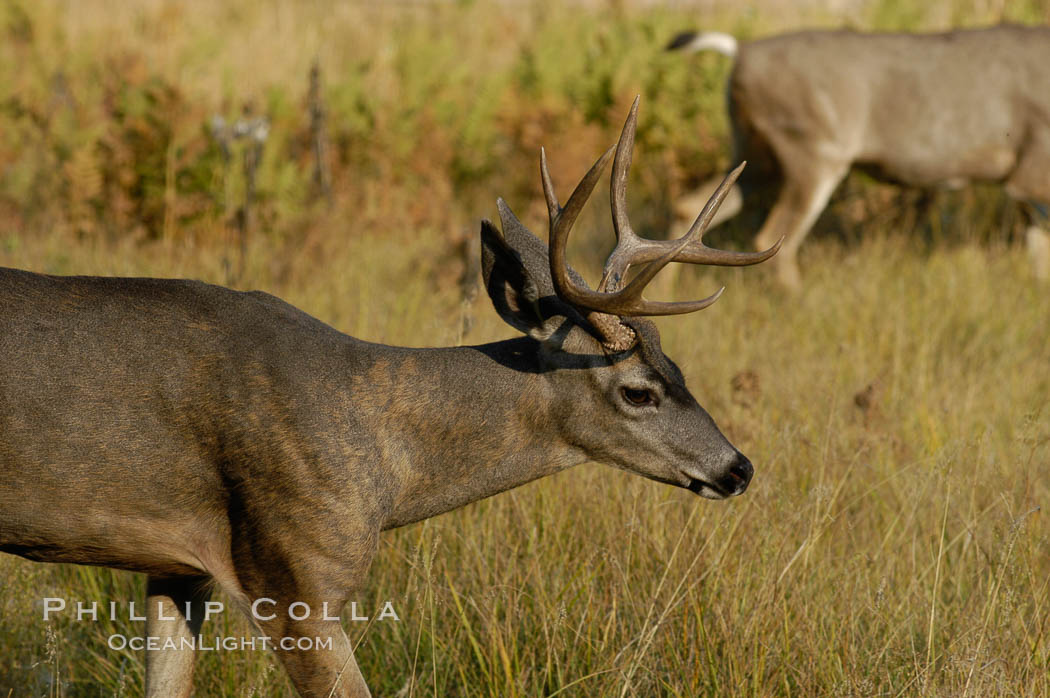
1, 1, 1049, 696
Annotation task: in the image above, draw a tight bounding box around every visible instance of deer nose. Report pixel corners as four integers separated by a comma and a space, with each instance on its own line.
721, 452, 753, 495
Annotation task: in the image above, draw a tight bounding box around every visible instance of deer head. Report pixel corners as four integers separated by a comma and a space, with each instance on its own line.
480, 97, 780, 499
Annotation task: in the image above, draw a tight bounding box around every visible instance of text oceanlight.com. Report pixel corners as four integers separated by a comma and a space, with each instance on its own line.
109, 635, 334, 652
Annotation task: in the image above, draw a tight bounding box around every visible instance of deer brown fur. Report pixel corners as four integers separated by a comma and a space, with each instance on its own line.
0, 100, 775, 697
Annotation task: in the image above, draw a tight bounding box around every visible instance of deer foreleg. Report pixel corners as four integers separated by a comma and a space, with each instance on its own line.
144, 575, 211, 698
755, 165, 846, 289
254, 602, 372, 698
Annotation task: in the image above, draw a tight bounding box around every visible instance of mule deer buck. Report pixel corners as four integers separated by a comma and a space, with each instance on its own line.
0, 99, 778, 697
668, 24, 1050, 287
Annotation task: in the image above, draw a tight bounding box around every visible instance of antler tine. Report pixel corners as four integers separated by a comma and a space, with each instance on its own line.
547, 144, 617, 309
687, 160, 746, 240
675, 162, 784, 266
539, 147, 560, 222
610, 98, 641, 244
600, 96, 644, 293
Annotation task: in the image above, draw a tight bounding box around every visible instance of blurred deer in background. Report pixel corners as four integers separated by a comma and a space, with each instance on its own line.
0, 99, 778, 698
668, 24, 1050, 288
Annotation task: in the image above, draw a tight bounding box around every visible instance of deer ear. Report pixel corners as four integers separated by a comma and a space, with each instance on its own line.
480, 218, 577, 345
480, 219, 549, 336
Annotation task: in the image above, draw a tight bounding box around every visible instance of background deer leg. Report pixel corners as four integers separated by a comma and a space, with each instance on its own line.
1006, 140, 1050, 280
755, 162, 846, 289
1024, 209, 1049, 280
145, 574, 211, 698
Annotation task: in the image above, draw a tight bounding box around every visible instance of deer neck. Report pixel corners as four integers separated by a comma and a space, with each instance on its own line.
362, 338, 588, 529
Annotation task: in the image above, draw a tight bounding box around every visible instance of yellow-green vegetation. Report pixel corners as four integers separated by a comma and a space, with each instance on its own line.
1, 1, 1048, 696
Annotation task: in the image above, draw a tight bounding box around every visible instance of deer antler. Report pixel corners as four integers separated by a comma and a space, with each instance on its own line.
544, 96, 781, 326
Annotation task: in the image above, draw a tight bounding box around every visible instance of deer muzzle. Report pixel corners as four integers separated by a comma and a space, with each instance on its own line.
685, 450, 753, 499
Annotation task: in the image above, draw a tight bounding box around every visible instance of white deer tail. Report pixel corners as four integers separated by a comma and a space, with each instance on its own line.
665, 31, 738, 58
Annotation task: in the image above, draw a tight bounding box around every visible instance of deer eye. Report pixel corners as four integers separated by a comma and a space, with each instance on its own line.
621, 387, 655, 407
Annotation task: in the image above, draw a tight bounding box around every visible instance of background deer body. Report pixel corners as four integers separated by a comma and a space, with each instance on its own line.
0, 102, 775, 697
670, 24, 1050, 287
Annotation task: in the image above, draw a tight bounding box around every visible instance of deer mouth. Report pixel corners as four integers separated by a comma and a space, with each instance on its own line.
685, 477, 731, 500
